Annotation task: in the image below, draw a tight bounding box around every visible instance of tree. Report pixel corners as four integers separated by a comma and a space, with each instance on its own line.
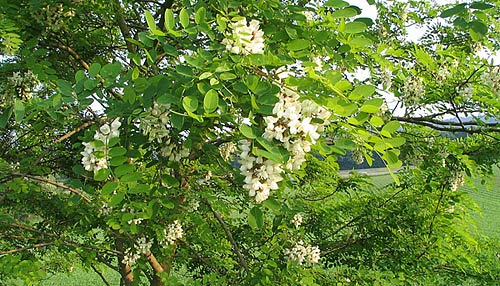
1, 0, 499, 285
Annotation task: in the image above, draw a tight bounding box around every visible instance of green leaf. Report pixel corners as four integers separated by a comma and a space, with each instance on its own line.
199, 72, 212, 80
182, 96, 198, 113
440, 4, 467, 18
349, 85, 375, 100
145, 10, 157, 31
109, 146, 127, 157
469, 20, 488, 36
287, 39, 310, 51
89, 63, 101, 77
324, 0, 349, 8
170, 113, 185, 129
203, 89, 219, 114
176, 65, 193, 77
370, 116, 385, 127
248, 207, 264, 228
360, 98, 383, 113
110, 156, 128, 166
343, 21, 367, 33
109, 192, 125, 206
381, 120, 401, 134
180, 8, 190, 29
331, 7, 359, 18
470, 2, 494, 10
239, 124, 257, 139
349, 36, 373, 47
13, 99, 25, 122
195, 7, 206, 25
0, 106, 13, 129
115, 164, 135, 177
219, 72, 237, 80
165, 9, 175, 30
94, 169, 110, 181
383, 150, 402, 168
101, 181, 118, 196
121, 172, 142, 183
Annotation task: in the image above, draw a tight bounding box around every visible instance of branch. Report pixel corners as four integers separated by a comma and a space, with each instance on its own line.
53, 120, 98, 143
91, 264, 111, 286
44, 42, 122, 99
0, 242, 52, 255
203, 198, 249, 275
114, 0, 137, 54
9, 173, 91, 203
146, 251, 165, 274
393, 116, 500, 133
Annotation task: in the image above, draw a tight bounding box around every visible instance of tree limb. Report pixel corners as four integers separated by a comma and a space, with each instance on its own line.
0, 242, 52, 255
9, 173, 92, 203
203, 198, 249, 275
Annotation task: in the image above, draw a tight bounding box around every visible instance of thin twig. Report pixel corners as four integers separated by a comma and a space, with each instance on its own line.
9, 173, 91, 203
91, 264, 112, 286
0, 243, 52, 255
203, 198, 249, 275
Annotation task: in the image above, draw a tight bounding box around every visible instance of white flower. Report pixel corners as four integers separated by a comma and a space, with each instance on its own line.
291, 213, 303, 228
135, 237, 153, 255
223, 18, 265, 55
164, 220, 183, 245
285, 240, 320, 265
81, 118, 121, 173
122, 249, 140, 267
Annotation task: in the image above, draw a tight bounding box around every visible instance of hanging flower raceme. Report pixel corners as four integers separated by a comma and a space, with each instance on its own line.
238, 85, 330, 203
263, 87, 331, 171
81, 118, 121, 173
480, 66, 500, 94
140, 102, 190, 162
222, 18, 265, 55
238, 139, 284, 203
401, 76, 425, 106
163, 220, 183, 246
285, 240, 321, 265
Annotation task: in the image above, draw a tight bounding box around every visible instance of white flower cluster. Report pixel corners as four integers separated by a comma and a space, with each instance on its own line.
238, 88, 330, 203
163, 220, 183, 245
7, 70, 39, 99
291, 213, 303, 228
285, 240, 320, 265
34, 4, 75, 34
450, 171, 466, 192
219, 142, 237, 161
222, 18, 265, 55
238, 139, 284, 203
81, 118, 121, 173
436, 66, 450, 82
381, 67, 392, 90
456, 83, 474, 99
480, 66, 500, 94
264, 88, 331, 170
140, 102, 190, 162
401, 76, 425, 106
122, 236, 153, 267
141, 102, 171, 143
135, 237, 153, 255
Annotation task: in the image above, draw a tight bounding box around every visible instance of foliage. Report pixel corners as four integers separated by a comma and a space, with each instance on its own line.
1, 0, 500, 285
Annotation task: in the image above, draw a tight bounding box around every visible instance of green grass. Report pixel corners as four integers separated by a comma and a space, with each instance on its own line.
368, 168, 500, 238
39, 265, 120, 286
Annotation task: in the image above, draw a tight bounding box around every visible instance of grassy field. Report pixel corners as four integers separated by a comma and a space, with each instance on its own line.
368, 167, 500, 238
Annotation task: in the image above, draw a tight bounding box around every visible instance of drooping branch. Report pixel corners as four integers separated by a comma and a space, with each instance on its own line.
203, 198, 249, 275
0, 242, 52, 255
8, 173, 92, 203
